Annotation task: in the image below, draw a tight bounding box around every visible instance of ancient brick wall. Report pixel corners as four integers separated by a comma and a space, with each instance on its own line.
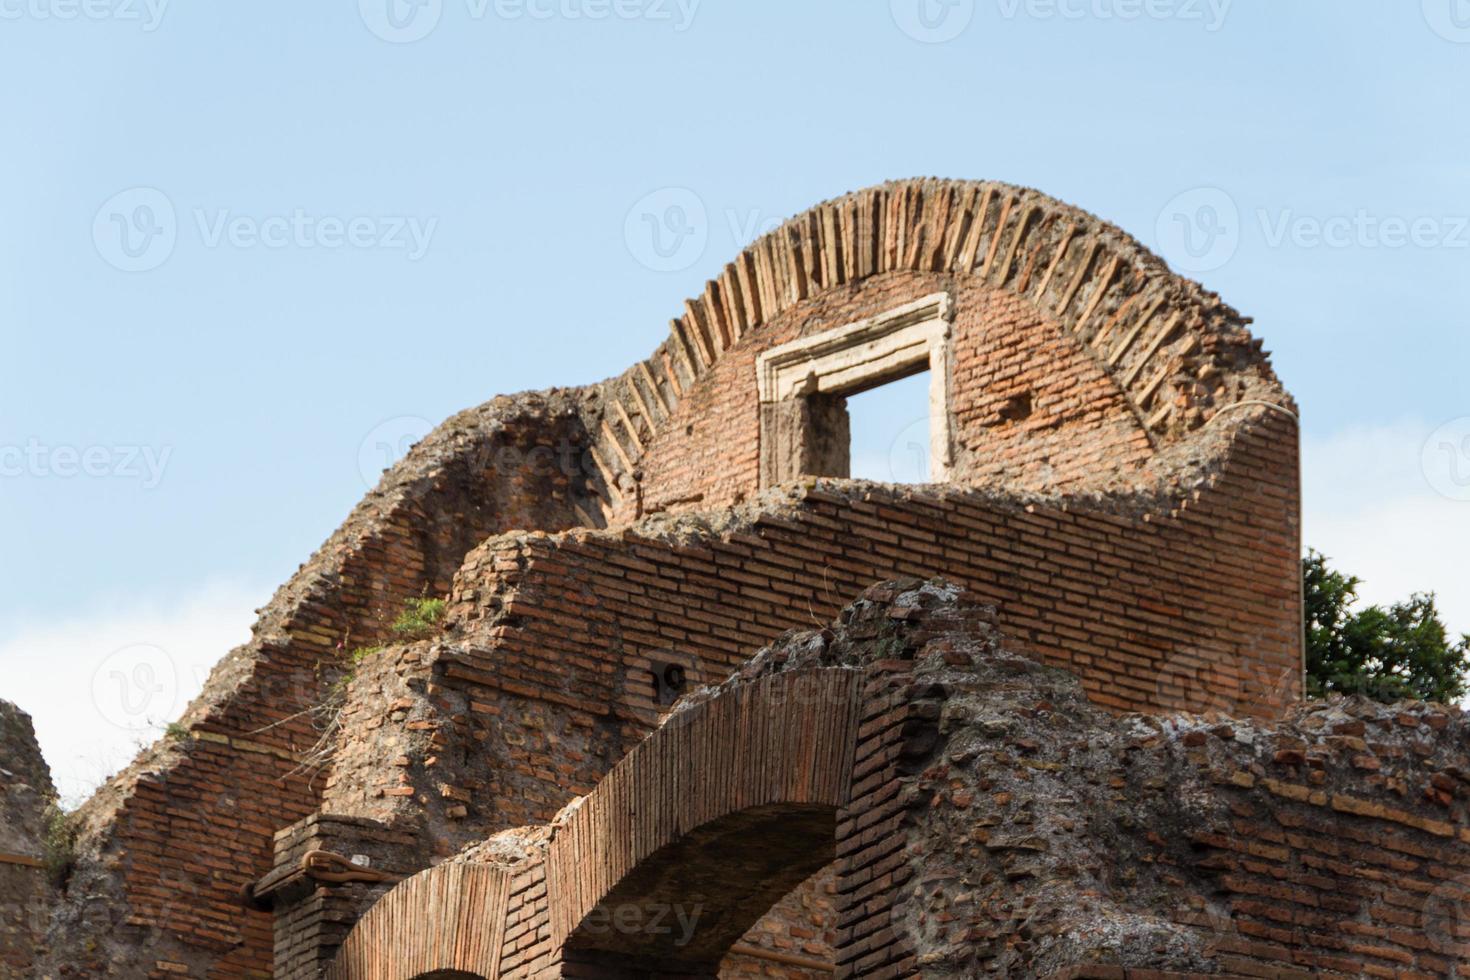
35, 392, 608, 979
1, 701, 54, 979
833, 585, 1470, 978
281, 406, 1296, 973
30, 178, 1308, 979
314, 582, 1466, 979
442, 412, 1300, 734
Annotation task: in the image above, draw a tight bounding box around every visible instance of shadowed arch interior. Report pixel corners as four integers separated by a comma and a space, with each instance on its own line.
544, 669, 864, 958
562, 802, 836, 970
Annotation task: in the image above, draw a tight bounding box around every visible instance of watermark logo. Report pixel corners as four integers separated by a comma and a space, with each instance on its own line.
1423, 417, 1470, 502
1424, 873, 1470, 954
0, 0, 169, 30
886, 416, 934, 483
0, 439, 172, 487
1155, 652, 1244, 716
891, 0, 974, 43
1156, 187, 1240, 274
358, 415, 435, 488
359, 0, 442, 43
93, 187, 177, 273
1423, 0, 1470, 43
91, 643, 179, 732
625, 187, 707, 273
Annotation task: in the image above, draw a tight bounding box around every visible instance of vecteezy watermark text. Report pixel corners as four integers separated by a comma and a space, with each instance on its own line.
1157, 187, 1470, 273
357, 414, 622, 492
1258, 209, 1470, 251
359, 0, 700, 44
581, 902, 704, 947
0, 0, 168, 30
0, 440, 171, 488
891, 0, 1231, 41
93, 187, 437, 272
194, 209, 436, 259
997, 0, 1232, 31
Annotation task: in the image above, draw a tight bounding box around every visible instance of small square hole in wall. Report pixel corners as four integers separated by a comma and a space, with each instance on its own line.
649, 661, 688, 706
847, 370, 933, 483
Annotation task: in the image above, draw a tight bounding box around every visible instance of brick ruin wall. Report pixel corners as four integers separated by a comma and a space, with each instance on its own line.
821, 584, 1470, 979
311, 583, 1470, 979
824, 585, 1470, 978
277, 404, 1295, 974
21, 178, 1313, 978
29, 391, 612, 979
1, 702, 54, 979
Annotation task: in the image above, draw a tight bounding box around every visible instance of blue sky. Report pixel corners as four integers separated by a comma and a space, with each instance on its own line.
2, 0, 1467, 803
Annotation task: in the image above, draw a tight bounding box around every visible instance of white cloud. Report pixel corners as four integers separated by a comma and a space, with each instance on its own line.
0, 580, 266, 808
1302, 418, 1470, 639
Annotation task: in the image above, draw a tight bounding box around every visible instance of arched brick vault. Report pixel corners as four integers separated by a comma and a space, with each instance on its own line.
325, 863, 510, 980
546, 670, 862, 968
324, 669, 864, 979
584, 177, 1287, 522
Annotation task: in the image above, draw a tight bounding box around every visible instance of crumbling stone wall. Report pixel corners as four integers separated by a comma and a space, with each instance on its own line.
1, 701, 54, 978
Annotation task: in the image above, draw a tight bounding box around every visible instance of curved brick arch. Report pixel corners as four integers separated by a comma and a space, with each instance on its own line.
545, 668, 864, 972
588, 177, 1276, 514
324, 669, 864, 979
324, 863, 509, 980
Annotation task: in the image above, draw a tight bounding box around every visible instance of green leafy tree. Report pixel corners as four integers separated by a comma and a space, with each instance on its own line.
1304, 550, 1469, 704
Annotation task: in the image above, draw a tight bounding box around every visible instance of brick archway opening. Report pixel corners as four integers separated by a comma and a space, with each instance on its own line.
561, 803, 837, 976
413, 973, 489, 979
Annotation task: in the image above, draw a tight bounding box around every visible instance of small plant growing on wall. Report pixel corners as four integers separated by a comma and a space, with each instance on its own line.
390, 597, 447, 641
43, 799, 78, 889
